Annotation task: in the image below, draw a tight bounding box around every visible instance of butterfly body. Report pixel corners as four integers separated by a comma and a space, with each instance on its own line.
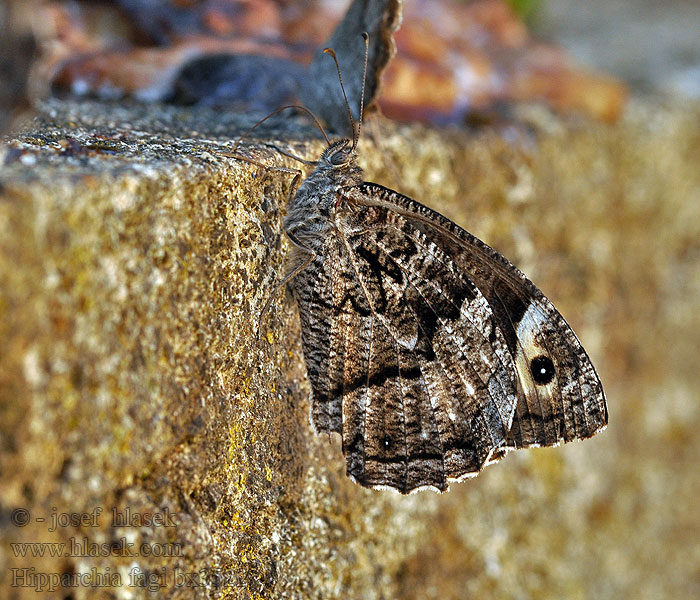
284, 139, 361, 249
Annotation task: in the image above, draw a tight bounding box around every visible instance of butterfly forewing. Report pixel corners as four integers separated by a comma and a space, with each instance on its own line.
354, 183, 608, 450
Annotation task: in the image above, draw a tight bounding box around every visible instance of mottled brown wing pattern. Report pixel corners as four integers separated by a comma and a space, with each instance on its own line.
355, 183, 608, 452
290, 191, 538, 493
281, 133, 606, 493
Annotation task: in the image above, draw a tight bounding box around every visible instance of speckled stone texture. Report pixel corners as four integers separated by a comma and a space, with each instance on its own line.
1, 97, 699, 599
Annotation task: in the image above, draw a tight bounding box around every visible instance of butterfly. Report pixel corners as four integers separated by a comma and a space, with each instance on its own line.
251, 36, 608, 494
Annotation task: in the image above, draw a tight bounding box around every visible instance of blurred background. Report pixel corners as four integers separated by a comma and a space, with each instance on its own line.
1, 0, 698, 133
535, 0, 700, 99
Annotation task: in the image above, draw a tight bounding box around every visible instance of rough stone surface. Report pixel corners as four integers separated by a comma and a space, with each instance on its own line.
0, 97, 699, 599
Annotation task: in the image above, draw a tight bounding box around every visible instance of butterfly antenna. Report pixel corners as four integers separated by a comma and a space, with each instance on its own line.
354, 32, 370, 150
232, 104, 330, 154
323, 47, 357, 144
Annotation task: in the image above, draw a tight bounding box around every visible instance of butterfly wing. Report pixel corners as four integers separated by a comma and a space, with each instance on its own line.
354, 183, 608, 451
290, 182, 607, 493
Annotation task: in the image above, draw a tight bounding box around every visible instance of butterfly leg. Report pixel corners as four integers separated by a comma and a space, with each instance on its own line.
226, 151, 310, 339
257, 234, 316, 339
219, 151, 303, 178
263, 143, 318, 166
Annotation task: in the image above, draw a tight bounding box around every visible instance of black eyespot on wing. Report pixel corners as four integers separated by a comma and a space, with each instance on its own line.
531, 355, 555, 385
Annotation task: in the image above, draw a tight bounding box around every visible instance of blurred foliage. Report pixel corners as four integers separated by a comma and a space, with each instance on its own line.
505, 0, 541, 22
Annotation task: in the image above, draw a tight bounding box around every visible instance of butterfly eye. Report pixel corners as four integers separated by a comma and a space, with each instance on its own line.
330, 148, 351, 166
530, 355, 555, 385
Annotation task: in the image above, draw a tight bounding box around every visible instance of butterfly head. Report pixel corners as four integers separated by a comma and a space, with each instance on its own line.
313, 138, 363, 188
322, 138, 355, 166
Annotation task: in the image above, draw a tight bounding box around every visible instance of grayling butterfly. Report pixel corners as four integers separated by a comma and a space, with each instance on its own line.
246, 36, 607, 494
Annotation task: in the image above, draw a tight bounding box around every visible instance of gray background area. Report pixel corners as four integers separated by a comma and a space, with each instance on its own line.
536, 0, 700, 98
